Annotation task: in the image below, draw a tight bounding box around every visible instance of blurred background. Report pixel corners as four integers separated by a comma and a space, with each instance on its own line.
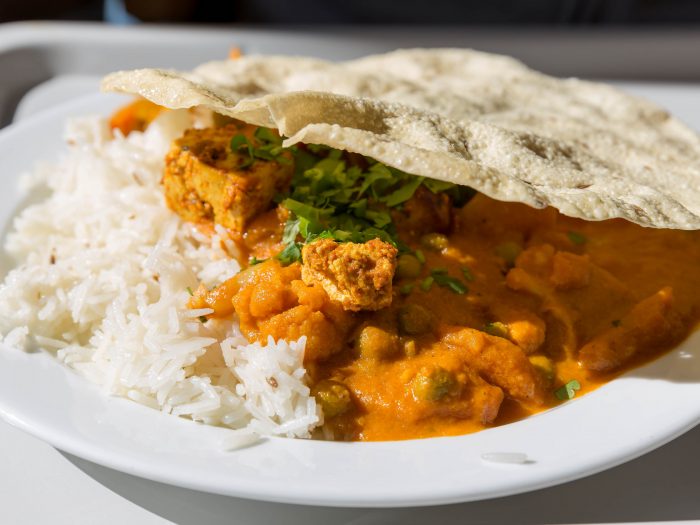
3, 0, 700, 24
2, 0, 700, 125
2, 3, 700, 525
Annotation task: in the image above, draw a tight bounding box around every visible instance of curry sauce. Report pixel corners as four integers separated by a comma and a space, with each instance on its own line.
149, 116, 700, 441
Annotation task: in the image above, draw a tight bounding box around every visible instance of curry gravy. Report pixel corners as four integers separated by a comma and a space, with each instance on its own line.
193, 194, 700, 441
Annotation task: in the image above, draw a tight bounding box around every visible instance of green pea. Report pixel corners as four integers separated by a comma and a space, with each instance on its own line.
495, 241, 522, 267
396, 254, 422, 279
411, 367, 456, 401
355, 325, 401, 360
398, 303, 434, 335
312, 379, 353, 418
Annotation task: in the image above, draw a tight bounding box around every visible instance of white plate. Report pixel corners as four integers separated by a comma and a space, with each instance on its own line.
0, 91, 699, 508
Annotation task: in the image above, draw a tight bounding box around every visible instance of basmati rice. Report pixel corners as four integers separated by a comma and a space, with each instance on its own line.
0, 109, 321, 439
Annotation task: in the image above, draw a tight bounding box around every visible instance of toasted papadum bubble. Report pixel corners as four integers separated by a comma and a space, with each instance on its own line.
102, 49, 700, 229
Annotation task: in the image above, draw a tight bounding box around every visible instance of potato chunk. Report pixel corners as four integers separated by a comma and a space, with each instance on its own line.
301, 238, 398, 311
444, 328, 545, 404
163, 123, 293, 235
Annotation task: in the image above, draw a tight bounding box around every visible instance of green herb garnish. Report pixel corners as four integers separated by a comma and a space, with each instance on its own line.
383, 176, 424, 207
461, 267, 475, 282
275, 242, 302, 265
186, 286, 194, 296
249, 256, 267, 266
420, 276, 434, 292
567, 231, 587, 246
422, 179, 454, 193
230, 128, 289, 169
429, 269, 467, 294
554, 380, 581, 400
423, 179, 476, 207
275, 145, 462, 259
414, 249, 426, 264
230, 134, 255, 169
230, 129, 469, 263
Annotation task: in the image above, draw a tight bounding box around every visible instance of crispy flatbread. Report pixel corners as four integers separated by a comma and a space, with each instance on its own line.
102, 49, 700, 229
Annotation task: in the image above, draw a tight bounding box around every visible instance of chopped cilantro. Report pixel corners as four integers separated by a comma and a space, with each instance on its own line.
461, 267, 475, 282
231, 130, 471, 263
555, 380, 581, 400
276, 242, 302, 265
429, 268, 467, 294
254, 126, 282, 145
420, 276, 434, 292
281, 198, 332, 225
567, 231, 587, 245
383, 176, 424, 207
422, 179, 454, 193
230, 128, 289, 169
249, 256, 267, 266
230, 134, 255, 169
278, 149, 435, 256
434, 275, 467, 294
185, 286, 194, 296
282, 217, 302, 245
423, 179, 476, 207
414, 249, 426, 264
365, 209, 392, 228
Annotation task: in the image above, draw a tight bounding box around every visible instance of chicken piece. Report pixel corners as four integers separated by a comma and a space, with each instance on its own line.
392, 186, 453, 236
514, 243, 556, 276
506, 243, 634, 358
579, 287, 684, 372
444, 327, 546, 405
550, 251, 591, 290
506, 266, 579, 358
163, 123, 293, 235
301, 238, 398, 311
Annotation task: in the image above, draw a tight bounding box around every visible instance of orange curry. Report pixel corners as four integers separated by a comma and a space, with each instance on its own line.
119, 101, 700, 441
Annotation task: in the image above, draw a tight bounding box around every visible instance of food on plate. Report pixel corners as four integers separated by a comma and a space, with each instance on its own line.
2, 49, 699, 442
163, 123, 294, 233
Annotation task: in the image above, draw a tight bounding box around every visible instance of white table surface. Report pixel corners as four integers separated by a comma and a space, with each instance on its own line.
2, 74, 700, 525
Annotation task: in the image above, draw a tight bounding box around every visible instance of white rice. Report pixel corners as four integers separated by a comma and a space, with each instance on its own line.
0, 110, 321, 439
